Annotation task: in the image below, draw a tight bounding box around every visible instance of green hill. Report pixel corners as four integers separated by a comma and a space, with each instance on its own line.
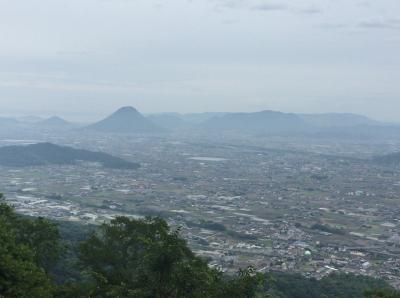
0, 142, 140, 169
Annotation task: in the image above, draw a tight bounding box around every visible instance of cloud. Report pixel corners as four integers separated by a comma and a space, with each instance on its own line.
357, 19, 400, 30
251, 3, 288, 11
211, 1, 323, 16
56, 50, 97, 57
209, 0, 289, 13
211, 0, 242, 11
318, 23, 348, 30
298, 7, 323, 15
357, 1, 370, 7
318, 18, 400, 31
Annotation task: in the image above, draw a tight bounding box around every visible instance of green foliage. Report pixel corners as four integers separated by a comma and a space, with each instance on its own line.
263, 273, 322, 298
262, 272, 392, 298
219, 267, 269, 298
199, 220, 226, 232
0, 203, 63, 274
51, 221, 94, 284
16, 217, 63, 273
0, 204, 53, 297
319, 273, 390, 298
187, 219, 257, 240
365, 289, 400, 298
310, 223, 346, 235
73, 216, 263, 298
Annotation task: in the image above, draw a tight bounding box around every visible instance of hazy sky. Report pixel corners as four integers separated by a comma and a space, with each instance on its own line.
0, 0, 399, 121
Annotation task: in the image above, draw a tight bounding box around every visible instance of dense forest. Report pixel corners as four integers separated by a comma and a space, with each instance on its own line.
0, 193, 399, 298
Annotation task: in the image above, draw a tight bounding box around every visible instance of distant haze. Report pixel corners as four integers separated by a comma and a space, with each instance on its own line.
0, 0, 399, 122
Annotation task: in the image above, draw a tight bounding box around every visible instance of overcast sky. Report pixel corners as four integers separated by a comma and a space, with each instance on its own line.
0, 0, 399, 121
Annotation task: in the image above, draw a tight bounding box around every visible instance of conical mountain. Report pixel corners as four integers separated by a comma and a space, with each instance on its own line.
86, 106, 162, 133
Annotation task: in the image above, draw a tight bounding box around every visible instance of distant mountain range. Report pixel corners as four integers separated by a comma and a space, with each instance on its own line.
0, 117, 19, 125
0, 143, 140, 169
1, 107, 397, 137
179, 112, 227, 124
298, 113, 381, 128
202, 110, 307, 133
86, 106, 163, 133
147, 114, 189, 130
18, 116, 44, 123
196, 111, 399, 137
147, 112, 227, 130
0, 115, 76, 132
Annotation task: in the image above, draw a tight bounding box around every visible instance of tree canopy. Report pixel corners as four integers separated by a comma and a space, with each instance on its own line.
72, 216, 265, 298
0, 197, 57, 297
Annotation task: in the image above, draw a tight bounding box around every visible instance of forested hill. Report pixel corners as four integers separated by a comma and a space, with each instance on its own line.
0, 142, 140, 169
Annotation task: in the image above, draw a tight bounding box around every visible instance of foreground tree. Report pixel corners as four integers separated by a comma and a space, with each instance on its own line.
365, 289, 400, 298
70, 216, 265, 298
0, 199, 54, 297
0, 200, 63, 274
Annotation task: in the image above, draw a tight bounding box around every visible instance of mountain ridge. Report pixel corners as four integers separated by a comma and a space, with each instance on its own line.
0, 142, 140, 169
202, 110, 308, 133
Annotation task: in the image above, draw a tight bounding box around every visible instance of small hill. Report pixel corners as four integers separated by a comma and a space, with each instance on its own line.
0, 143, 140, 169
38, 116, 73, 127
86, 106, 162, 133
203, 110, 307, 133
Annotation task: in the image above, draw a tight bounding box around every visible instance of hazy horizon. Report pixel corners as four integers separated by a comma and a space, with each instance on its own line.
0, 106, 393, 124
1, 0, 399, 122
